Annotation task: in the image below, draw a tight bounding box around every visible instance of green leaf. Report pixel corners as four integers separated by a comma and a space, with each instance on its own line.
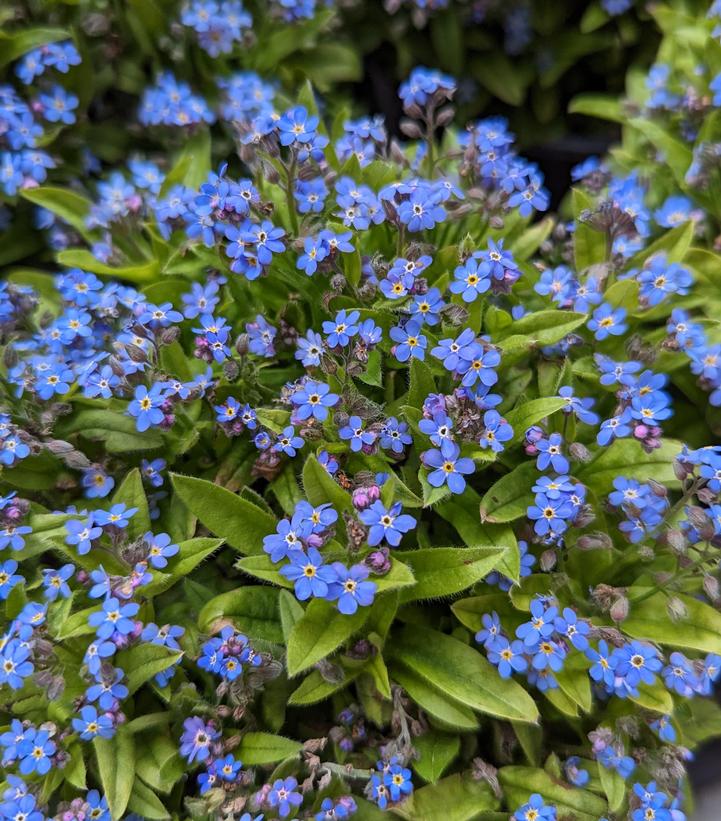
480, 462, 536, 523
475, 53, 529, 106
598, 762, 625, 813
112, 468, 150, 538
288, 667, 361, 706
237, 554, 293, 589
286, 598, 371, 676
505, 397, 567, 436
399, 546, 505, 602
302, 454, 353, 513
623, 588, 721, 655
630, 681, 674, 715
390, 773, 498, 820
498, 309, 588, 347
117, 644, 183, 695
198, 586, 282, 642
20, 186, 92, 240
0, 27, 70, 68
127, 779, 170, 820
236, 732, 302, 765
142, 538, 223, 596
437, 496, 520, 582
576, 438, 682, 494
408, 358, 436, 410
498, 766, 607, 821
388, 625, 539, 723
450, 593, 516, 632
57, 409, 164, 452
279, 589, 305, 642
56, 249, 159, 283
171, 473, 276, 554
93, 729, 136, 819
390, 664, 479, 730
573, 187, 607, 270
412, 731, 460, 783
568, 93, 623, 122
555, 654, 592, 713
135, 733, 183, 793
511, 217, 555, 261
628, 118, 692, 185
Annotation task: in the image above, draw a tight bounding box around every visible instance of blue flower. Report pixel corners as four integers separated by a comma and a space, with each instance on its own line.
81, 468, 114, 498
280, 548, 337, 600
128, 383, 166, 432
564, 756, 590, 787
531, 639, 566, 672
379, 417, 413, 454
72, 705, 115, 741
328, 563, 377, 614
86, 668, 129, 710
390, 320, 427, 362
359, 501, 417, 547
613, 641, 662, 689
536, 433, 569, 473
296, 330, 325, 367
479, 410, 513, 452
0, 560, 23, 600
487, 637, 528, 678
263, 515, 312, 563
475, 611, 503, 648
273, 425, 304, 457
17, 728, 56, 775
179, 717, 220, 763
554, 607, 590, 651
278, 105, 318, 146
42, 563, 74, 601
431, 328, 476, 371
458, 344, 500, 389
323, 310, 360, 348
450, 258, 492, 302
662, 651, 698, 697
516, 598, 558, 647
268, 776, 303, 817
527, 492, 575, 536
597, 409, 633, 446
339, 415, 377, 452
422, 440, 475, 494
588, 303, 628, 341
513, 793, 556, 821
85, 790, 110, 821
291, 380, 339, 421
88, 597, 140, 640
65, 517, 102, 555
383, 759, 413, 803
94, 503, 138, 529
418, 412, 454, 446
408, 287, 445, 326
83, 639, 117, 676
144, 531, 180, 569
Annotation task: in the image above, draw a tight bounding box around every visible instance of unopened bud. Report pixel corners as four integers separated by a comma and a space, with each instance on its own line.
399, 119, 424, 140
568, 442, 592, 462
159, 326, 180, 346
489, 216, 504, 230
235, 334, 249, 355
665, 528, 687, 555
609, 595, 629, 623
576, 532, 612, 551
222, 360, 240, 381
704, 574, 720, 602
435, 106, 455, 128
540, 549, 557, 572
667, 596, 687, 622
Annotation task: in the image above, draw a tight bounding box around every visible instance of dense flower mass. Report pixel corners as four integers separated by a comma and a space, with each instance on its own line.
1, 1, 721, 820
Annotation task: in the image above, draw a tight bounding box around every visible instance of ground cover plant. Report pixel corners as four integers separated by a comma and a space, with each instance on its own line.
2, 2, 721, 820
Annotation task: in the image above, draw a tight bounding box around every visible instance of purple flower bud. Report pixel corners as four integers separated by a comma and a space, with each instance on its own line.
364, 547, 392, 575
